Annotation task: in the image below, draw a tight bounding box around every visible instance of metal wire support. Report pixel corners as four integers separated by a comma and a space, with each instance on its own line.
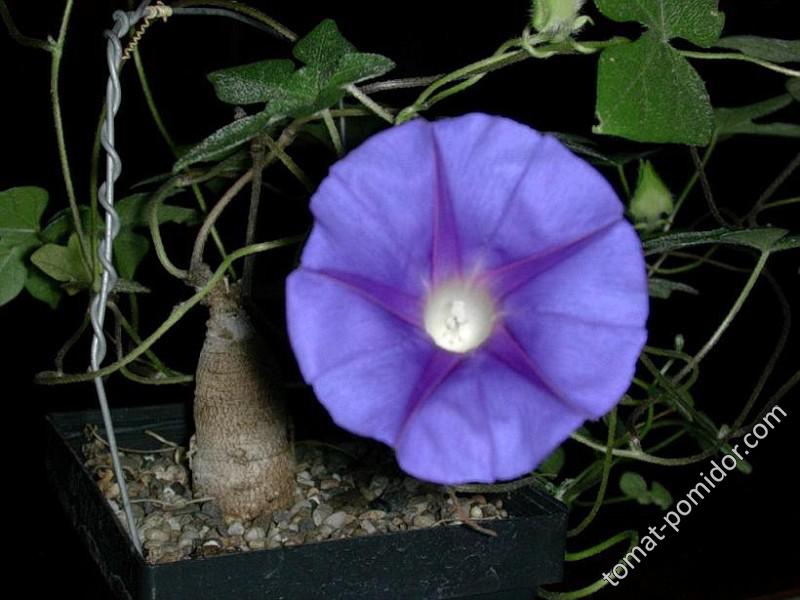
90, 0, 152, 556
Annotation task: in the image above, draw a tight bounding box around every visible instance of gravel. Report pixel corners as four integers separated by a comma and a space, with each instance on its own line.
82, 428, 509, 564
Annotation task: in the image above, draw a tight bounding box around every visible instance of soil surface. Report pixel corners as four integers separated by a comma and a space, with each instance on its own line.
82, 426, 508, 564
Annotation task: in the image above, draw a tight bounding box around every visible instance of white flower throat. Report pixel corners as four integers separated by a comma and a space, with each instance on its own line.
424, 279, 496, 353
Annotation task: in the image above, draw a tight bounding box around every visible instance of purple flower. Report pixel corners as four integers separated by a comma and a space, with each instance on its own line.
286, 113, 648, 484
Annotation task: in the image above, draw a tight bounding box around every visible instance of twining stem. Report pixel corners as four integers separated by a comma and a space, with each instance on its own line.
321, 109, 344, 156
51, 0, 90, 273
241, 138, 267, 299
730, 270, 791, 432
690, 146, 726, 226
132, 48, 176, 152
570, 431, 719, 466
130, 46, 230, 268
149, 179, 191, 280
346, 84, 394, 123
759, 196, 800, 212
568, 409, 617, 537
108, 300, 192, 381
673, 251, 770, 382
54, 312, 90, 373
539, 531, 639, 599
679, 49, 800, 78
747, 153, 800, 226
262, 134, 313, 190
191, 169, 255, 274
173, 0, 298, 42
565, 530, 639, 562
0, 1, 52, 50
35, 236, 304, 385
112, 308, 193, 385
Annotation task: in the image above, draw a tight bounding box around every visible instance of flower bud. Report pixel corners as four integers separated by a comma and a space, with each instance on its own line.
630, 161, 673, 230
531, 0, 586, 37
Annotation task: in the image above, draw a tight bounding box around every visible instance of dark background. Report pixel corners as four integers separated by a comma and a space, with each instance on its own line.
2, 1, 798, 598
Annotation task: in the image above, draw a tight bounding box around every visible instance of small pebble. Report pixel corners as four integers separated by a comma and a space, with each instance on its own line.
227, 521, 245, 537
470, 505, 483, 519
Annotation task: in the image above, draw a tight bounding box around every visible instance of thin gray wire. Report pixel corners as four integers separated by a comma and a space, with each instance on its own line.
90, 2, 152, 556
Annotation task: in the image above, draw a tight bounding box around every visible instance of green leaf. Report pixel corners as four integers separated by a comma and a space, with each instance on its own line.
538, 447, 566, 476
30, 234, 90, 286
286, 19, 394, 115
721, 228, 790, 252
772, 234, 800, 253
715, 36, 800, 64
113, 279, 150, 294
0, 186, 49, 236
649, 278, 699, 299
208, 59, 296, 105
594, 0, 725, 47
595, 32, 714, 144
0, 243, 28, 306
116, 194, 199, 229
174, 111, 278, 172
327, 52, 396, 89
649, 481, 673, 509
788, 78, 800, 103
40, 206, 95, 243
114, 232, 150, 280
715, 94, 799, 138
619, 472, 648, 500
293, 19, 355, 73
24, 268, 61, 309
644, 227, 791, 255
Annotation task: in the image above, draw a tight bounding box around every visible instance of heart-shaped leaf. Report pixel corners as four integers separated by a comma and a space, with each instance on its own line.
0, 186, 49, 236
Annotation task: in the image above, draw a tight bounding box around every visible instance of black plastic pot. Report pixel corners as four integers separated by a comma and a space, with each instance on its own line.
46, 403, 566, 599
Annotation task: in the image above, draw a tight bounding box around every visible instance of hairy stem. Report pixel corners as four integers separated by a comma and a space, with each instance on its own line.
51, 0, 90, 273
680, 49, 800, 78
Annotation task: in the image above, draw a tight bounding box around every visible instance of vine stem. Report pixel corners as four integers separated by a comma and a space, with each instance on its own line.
567, 409, 616, 537
679, 49, 800, 78
130, 46, 231, 267
346, 84, 394, 123
0, 0, 52, 50
51, 0, 91, 273
570, 431, 718, 466
673, 251, 770, 382
35, 236, 304, 385
538, 531, 639, 599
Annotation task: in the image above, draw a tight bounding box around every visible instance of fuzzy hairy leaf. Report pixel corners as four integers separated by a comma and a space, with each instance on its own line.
594, 0, 725, 46
595, 32, 714, 144
208, 59, 295, 105
644, 227, 791, 255
174, 111, 278, 172
715, 94, 799, 138
649, 278, 699, 299
715, 35, 800, 64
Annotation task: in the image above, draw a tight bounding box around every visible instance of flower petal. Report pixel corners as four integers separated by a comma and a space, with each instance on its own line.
430, 113, 623, 270
395, 351, 586, 484
286, 269, 433, 444
503, 219, 649, 326
300, 119, 440, 296
499, 222, 648, 417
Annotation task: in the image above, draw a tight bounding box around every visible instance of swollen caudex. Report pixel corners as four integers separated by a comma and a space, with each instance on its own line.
423, 279, 496, 353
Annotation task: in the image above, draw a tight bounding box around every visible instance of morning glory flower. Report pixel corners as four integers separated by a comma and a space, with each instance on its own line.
286, 113, 648, 484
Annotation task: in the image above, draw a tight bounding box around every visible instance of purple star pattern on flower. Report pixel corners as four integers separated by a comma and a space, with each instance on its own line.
286, 113, 648, 484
